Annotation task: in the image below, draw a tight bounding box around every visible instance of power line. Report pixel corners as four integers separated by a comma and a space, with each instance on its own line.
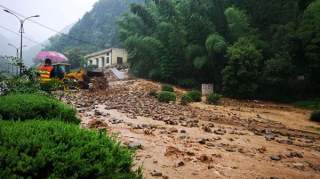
0, 25, 45, 46
0, 4, 102, 48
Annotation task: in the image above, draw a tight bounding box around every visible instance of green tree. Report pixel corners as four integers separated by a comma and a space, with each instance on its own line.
298, 0, 320, 89
64, 48, 87, 69
222, 38, 262, 98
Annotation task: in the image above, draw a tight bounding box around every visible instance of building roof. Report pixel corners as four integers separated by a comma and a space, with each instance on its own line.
84, 48, 126, 59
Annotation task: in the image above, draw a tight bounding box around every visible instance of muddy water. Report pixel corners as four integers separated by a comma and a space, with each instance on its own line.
66, 79, 320, 179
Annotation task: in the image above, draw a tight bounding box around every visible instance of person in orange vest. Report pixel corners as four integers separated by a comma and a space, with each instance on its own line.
38, 58, 54, 82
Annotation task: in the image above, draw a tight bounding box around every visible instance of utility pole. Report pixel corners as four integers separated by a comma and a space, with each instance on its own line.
8, 43, 27, 75
3, 9, 39, 75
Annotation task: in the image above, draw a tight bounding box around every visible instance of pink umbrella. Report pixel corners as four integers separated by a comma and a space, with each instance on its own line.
35, 51, 68, 63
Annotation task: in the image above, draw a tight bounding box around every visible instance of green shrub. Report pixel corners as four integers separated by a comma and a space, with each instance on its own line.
161, 84, 174, 92
311, 111, 320, 122
207, 93, 222, 105
40, 79, 64, 92
181, 94, 193, 105
157, 91, 176, 103
5, 76, 41, 94
0, 120, 141, 179
0, 93, 79, 123
186, 90, 202, 102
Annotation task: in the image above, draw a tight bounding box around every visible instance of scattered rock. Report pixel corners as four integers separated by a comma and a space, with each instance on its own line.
265, 133, 275, 141
214, 129, 226, 135
151, 170, 162, 177
202, 125, 212, 133
109, 117, 123, 124
198, 138, 208, 145
175, 160, 185, 167
270, 155, 282, 161
169, 127, 178, 133
197, 154, 212, 163
286, 151, 303, 158
128, 142, 143, 149
180, 129, 187, 133
257, 146, 267, 153
292, 163, 305, 170
94, 110, 103, 116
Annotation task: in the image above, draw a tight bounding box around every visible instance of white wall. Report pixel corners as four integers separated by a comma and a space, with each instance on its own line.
86, 48, 128, 68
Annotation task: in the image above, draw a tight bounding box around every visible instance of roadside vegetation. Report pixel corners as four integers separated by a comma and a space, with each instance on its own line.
0, 72, 141, 178
0, 120, 141, 179
119, 0, 320, 101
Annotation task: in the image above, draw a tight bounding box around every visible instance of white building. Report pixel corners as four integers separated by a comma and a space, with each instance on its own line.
85, 48, 128, 68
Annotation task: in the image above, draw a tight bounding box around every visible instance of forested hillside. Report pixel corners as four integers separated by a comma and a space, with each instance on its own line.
46, 0, 143, 68
119, 0, 320, 100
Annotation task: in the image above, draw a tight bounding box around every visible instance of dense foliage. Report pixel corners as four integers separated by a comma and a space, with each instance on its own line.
186, 90, 202, 102
0, 93, 78, 123
207, 93, 222, 105
0, 120, 141, 179
311, 111, 320, 122
181, 94, 193, 105
119, 0, 320, 100
157, 91, 176, 103
162, 84, 174, 92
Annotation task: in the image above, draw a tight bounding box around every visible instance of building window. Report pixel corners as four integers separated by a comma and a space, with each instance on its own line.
96, 58, 99, 66
117, 57, 123, 64
106, 57, 109, 64
107, 52, 109, 56
89, 60, 93, 65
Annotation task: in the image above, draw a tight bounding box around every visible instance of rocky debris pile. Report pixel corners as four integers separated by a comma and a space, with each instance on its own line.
90, 76, 108, 91
63, 80, 320, 153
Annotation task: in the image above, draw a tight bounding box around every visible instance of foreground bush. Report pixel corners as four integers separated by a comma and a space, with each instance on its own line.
0, 93, 78, 123
5, 76, 41, 94
311, 111, 320, 122
40, 79, 64, 92
181, 94, 193, 105
161, 84, 174, 92
207, 93, 222, 105
157, 91, 176, 103
0, 120, 141, 179
186, 90, 202, 102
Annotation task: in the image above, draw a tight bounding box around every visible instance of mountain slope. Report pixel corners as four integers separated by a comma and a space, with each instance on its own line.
23, 23, 75, 66
0, 33, 15, 56
46, 0, 144, 53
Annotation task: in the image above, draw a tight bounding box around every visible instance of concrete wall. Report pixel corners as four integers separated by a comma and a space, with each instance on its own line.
111, 48, 128, 65
86, 48, 127, 68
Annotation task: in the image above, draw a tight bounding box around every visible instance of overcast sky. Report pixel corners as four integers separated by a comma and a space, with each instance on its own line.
0, 0, 98, 48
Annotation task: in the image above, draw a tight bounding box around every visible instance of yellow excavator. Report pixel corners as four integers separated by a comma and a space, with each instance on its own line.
38, 62, 89, 89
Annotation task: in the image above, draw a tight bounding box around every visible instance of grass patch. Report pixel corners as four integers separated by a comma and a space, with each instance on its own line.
181, 94, 193, 105
293, 99, 320, 110
186, 90, 202, 102
157, 91, 176, 103
161, 84, 174, 92
0, 93, 79, 123
207, 93, 222, 105
310, 111, 320, 122
0, 120, 141, 179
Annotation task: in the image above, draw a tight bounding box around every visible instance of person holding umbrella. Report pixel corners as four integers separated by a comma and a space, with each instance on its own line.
38, 58, 54, 82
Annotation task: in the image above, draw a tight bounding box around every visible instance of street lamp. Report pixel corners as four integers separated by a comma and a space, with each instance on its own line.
3, 9, 39, 74
8, 43, 27, 59
8, 43, 27, 75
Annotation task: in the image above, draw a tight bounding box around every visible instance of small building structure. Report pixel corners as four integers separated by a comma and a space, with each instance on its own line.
84, 48, 128, 68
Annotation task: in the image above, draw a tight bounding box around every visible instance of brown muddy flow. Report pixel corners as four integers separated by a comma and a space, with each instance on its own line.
62, 79, 320, 179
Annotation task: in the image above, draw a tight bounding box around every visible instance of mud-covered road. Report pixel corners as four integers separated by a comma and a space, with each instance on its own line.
63, 79, 320, 179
